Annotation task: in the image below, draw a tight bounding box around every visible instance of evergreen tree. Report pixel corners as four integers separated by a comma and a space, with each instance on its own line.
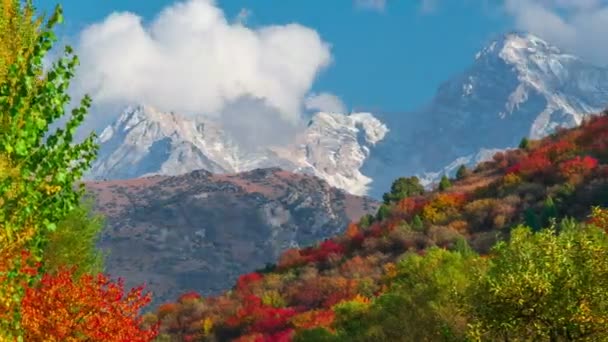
376, 204, 391, 221
438, 175, 452, 191
382, 176, 424, 204
519, 137, 530, 150
456, 164, 469, 180
412, 215, 424, 232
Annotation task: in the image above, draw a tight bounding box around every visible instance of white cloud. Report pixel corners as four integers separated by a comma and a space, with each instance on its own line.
354, 0, 386, 11
304, 92, 347, 113
504, 0, 608, 64
72, 0, 333, 124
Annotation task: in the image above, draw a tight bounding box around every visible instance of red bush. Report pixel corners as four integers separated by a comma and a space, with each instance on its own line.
558, 155, 599, 178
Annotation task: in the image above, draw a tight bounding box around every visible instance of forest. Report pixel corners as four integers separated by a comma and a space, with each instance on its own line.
2, 1, 608, 341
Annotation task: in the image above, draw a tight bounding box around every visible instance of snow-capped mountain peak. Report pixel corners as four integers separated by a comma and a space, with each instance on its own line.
87, 105, 388, 196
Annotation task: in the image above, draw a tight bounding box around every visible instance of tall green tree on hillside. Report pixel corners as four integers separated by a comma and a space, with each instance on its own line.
0, 3, 99, 337
382, 176, 425, 204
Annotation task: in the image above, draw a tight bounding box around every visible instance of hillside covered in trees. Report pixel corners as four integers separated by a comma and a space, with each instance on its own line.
145, 112, 608, 341
3, 1, 608, 341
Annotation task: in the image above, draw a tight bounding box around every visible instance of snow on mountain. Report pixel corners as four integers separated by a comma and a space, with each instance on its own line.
363, 31, 608, 197
89, 32, 608, 198
87, 105, 388, 196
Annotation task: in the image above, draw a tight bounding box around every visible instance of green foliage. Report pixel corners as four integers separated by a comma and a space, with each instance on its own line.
333, 247, 481, 342
376, 204, 391, 221
411, 215, 424, 232
541, 195, 558, 226
382, 177, 424, 205
0, 3, 98, 257
0, 4, 99, 337
42, 196, 106, 278
294, 327, 340, 342
358, 214, 373, 228
438, 175, 451, 191
468, 224, 608, 340
524, 207, 541, 231
455, 165, 469, 180
519, 137, 530, 149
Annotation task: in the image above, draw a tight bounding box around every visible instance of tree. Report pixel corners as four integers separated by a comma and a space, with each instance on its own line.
456, 165, 469, 180
438, 175, 451, 191
20, 267, 158, 341
524, 207, 541, 231
382, 177, 424, 204
376, 204, 391, 221
0, 4, 98, 337
0, 0, 42, 82
541, 196, 557, 227
518, 137, 530, 150
468, 223, 608, 341
42, 196, 106, 278
411, 215, 424, 232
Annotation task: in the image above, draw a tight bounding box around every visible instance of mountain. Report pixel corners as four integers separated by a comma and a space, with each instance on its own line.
365, 32, 608, 196
147, 110, 608, 341
87, 32, 608, 199
86, 105, 388, 196
85, 168, 378, 307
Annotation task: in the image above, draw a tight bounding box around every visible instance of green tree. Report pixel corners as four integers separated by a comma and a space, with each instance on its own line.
438, 175, 451, 191
541, 196, 558, 226
42, 196, 106, 278
456, 165, 469, 180
0, 4, 98, 337
376, 204, 391, 221
359, 214, 373, 228
333, 247, 481, 342
524, 207, 541, 231
382, 177, 424, 205
411, 215, 424, 232
468, 224, 608, 341
518, 137, 530, 150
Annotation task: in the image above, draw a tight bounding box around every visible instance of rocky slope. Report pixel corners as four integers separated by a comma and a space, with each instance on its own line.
85, 168, 378, 307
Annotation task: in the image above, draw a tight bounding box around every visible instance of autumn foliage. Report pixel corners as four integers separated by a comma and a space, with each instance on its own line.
20, 267, 158, 341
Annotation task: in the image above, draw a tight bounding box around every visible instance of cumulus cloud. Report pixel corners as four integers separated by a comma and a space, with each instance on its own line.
72, 0, 332, 125
304, 92, 347, 113
354, 0, 386, 11
503, 0, 608, 64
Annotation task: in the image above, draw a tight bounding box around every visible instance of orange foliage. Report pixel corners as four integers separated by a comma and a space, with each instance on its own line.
290, 309, 335, 331
20, 268, 158, 341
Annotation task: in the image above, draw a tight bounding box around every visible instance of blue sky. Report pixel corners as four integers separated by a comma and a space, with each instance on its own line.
33, 0, 608, 122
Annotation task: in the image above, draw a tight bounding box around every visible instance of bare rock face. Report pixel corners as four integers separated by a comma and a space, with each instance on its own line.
85, 168, 378, 307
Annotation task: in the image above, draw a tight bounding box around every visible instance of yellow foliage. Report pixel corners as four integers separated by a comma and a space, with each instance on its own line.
383, 262, 397, 279
502, 173, 522, 187
202, 317, 214, 336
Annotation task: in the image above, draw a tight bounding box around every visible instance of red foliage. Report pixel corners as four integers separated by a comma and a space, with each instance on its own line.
237, 273, 264, 292
558, 155, 599, 178
394, 196, 427, 217
299, 240, 345, 264
506, 153, 552, 177
227, 295, 296, 335
535, 140, 577, 162
20, 267, 158, 341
